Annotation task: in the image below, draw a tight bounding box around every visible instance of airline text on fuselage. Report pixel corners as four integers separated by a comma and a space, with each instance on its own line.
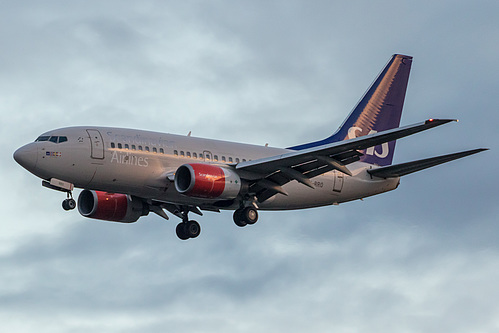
110, 150, 149, 167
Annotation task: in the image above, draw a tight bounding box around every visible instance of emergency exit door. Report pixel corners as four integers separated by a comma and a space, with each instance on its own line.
86, 129, 104, 159
333, 171, 344, 192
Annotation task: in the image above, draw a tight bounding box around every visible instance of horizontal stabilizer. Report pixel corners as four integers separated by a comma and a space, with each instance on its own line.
367, 148, 488, 178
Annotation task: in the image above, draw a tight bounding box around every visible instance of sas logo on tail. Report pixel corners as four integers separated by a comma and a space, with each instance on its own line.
348, 127, 389, 158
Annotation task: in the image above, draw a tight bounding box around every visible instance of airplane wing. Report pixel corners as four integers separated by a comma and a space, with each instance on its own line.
235, 119, 456, 202
367, 148, 488, 178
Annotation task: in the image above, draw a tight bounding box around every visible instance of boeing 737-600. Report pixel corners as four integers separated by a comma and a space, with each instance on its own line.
14, 54, 487, 240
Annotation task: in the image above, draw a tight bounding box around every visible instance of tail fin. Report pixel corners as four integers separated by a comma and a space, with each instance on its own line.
289, 54, 413, 166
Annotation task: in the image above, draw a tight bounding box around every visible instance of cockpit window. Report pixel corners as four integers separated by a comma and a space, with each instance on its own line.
35, 136, 68, 143
35, 136, 50, 142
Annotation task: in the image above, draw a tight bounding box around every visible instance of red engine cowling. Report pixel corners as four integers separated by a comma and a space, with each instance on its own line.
174, 163, 241, 199
77, 190, 148, 223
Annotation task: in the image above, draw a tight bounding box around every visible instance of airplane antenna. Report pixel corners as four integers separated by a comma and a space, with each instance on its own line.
187, 131, 191, 137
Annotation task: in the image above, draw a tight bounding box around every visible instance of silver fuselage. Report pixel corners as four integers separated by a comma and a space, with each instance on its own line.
15, 126, 400, 210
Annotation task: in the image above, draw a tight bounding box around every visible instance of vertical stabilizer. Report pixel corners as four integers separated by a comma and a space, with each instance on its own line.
289, 54, 413, 166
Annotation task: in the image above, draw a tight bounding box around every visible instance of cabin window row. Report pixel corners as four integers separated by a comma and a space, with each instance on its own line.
173, 150, 247, 163
110, 143, 248, 163
110, 142, 164, 154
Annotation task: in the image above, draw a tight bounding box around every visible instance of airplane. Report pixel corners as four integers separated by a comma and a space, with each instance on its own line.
13, 54, 487, 240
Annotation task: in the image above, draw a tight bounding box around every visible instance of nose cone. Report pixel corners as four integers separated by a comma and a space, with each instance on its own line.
14, 144, 38, 172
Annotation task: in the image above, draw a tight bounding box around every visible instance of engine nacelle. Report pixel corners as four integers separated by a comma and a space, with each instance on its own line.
174, 163, 241, 199
77, 190, 148, 223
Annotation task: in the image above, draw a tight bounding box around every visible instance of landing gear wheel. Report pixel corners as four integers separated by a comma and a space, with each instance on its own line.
232, 209, 247, 228
62, 200, 70, 211
242, 207, 258, 225
233, 207, 258, 227
176, 221, 201, 240
67, 198, 76, 210
175, 208, 202, 240
62, 198, 76, 211
233, 209, 247, 227
186, 220, 201, 238
176, 223, 190, 240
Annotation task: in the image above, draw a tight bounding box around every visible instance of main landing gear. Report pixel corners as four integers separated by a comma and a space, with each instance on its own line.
233, 206, 258, 227
175, 210, 201, 240
175, 206, 258, 240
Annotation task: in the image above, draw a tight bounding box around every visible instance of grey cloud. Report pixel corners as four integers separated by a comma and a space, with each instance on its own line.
2, 0, 498, 332
1, 211, 499, 332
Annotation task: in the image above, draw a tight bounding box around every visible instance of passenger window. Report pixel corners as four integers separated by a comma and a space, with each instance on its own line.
199, 153, 204, 159
153, 147, 157, 153
58, 136, 68, 143
138, 146, 143, 151
174, 150, 178, 156
49, 136, 58, 143
160, 148, 164, 154
229, 157, 233, 163
125, 144, 129, 150
235, 158, 240, 163
214, 155, 219, 161
193, 152, 197, 158
180, 151, 185, 157
222, 156, 226, 162
145, 146, 150, 152
132, 145, 136, 150
118, 143, 122, 149
242, 159, 246, 162
111, 142, 115, 148
186, 152, 191, 158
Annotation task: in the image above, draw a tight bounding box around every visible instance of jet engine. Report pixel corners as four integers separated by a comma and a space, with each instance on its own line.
77, 190, 149, 223
174, 163, 241, 199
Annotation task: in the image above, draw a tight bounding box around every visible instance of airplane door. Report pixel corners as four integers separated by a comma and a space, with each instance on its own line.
86, 129, 104, 159
333, 171, 344, 192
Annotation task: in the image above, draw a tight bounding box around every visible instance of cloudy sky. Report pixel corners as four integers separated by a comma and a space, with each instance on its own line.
2, 0, 498, 332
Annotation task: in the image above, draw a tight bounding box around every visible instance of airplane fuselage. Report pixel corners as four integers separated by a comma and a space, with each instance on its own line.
20, 126, 400, 211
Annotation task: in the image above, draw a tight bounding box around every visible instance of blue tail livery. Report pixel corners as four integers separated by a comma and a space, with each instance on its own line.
289, 54, 413, 166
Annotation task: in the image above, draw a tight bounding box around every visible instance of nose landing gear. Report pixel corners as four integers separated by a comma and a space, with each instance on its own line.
62, 193, 76, 211
41, 179, 76, 211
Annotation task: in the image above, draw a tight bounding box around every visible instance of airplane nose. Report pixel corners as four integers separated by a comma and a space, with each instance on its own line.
13, 144, 38, 171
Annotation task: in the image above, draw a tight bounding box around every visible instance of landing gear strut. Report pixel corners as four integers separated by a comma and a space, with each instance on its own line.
233, 207, 258, 227
175, 210, 201, 240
